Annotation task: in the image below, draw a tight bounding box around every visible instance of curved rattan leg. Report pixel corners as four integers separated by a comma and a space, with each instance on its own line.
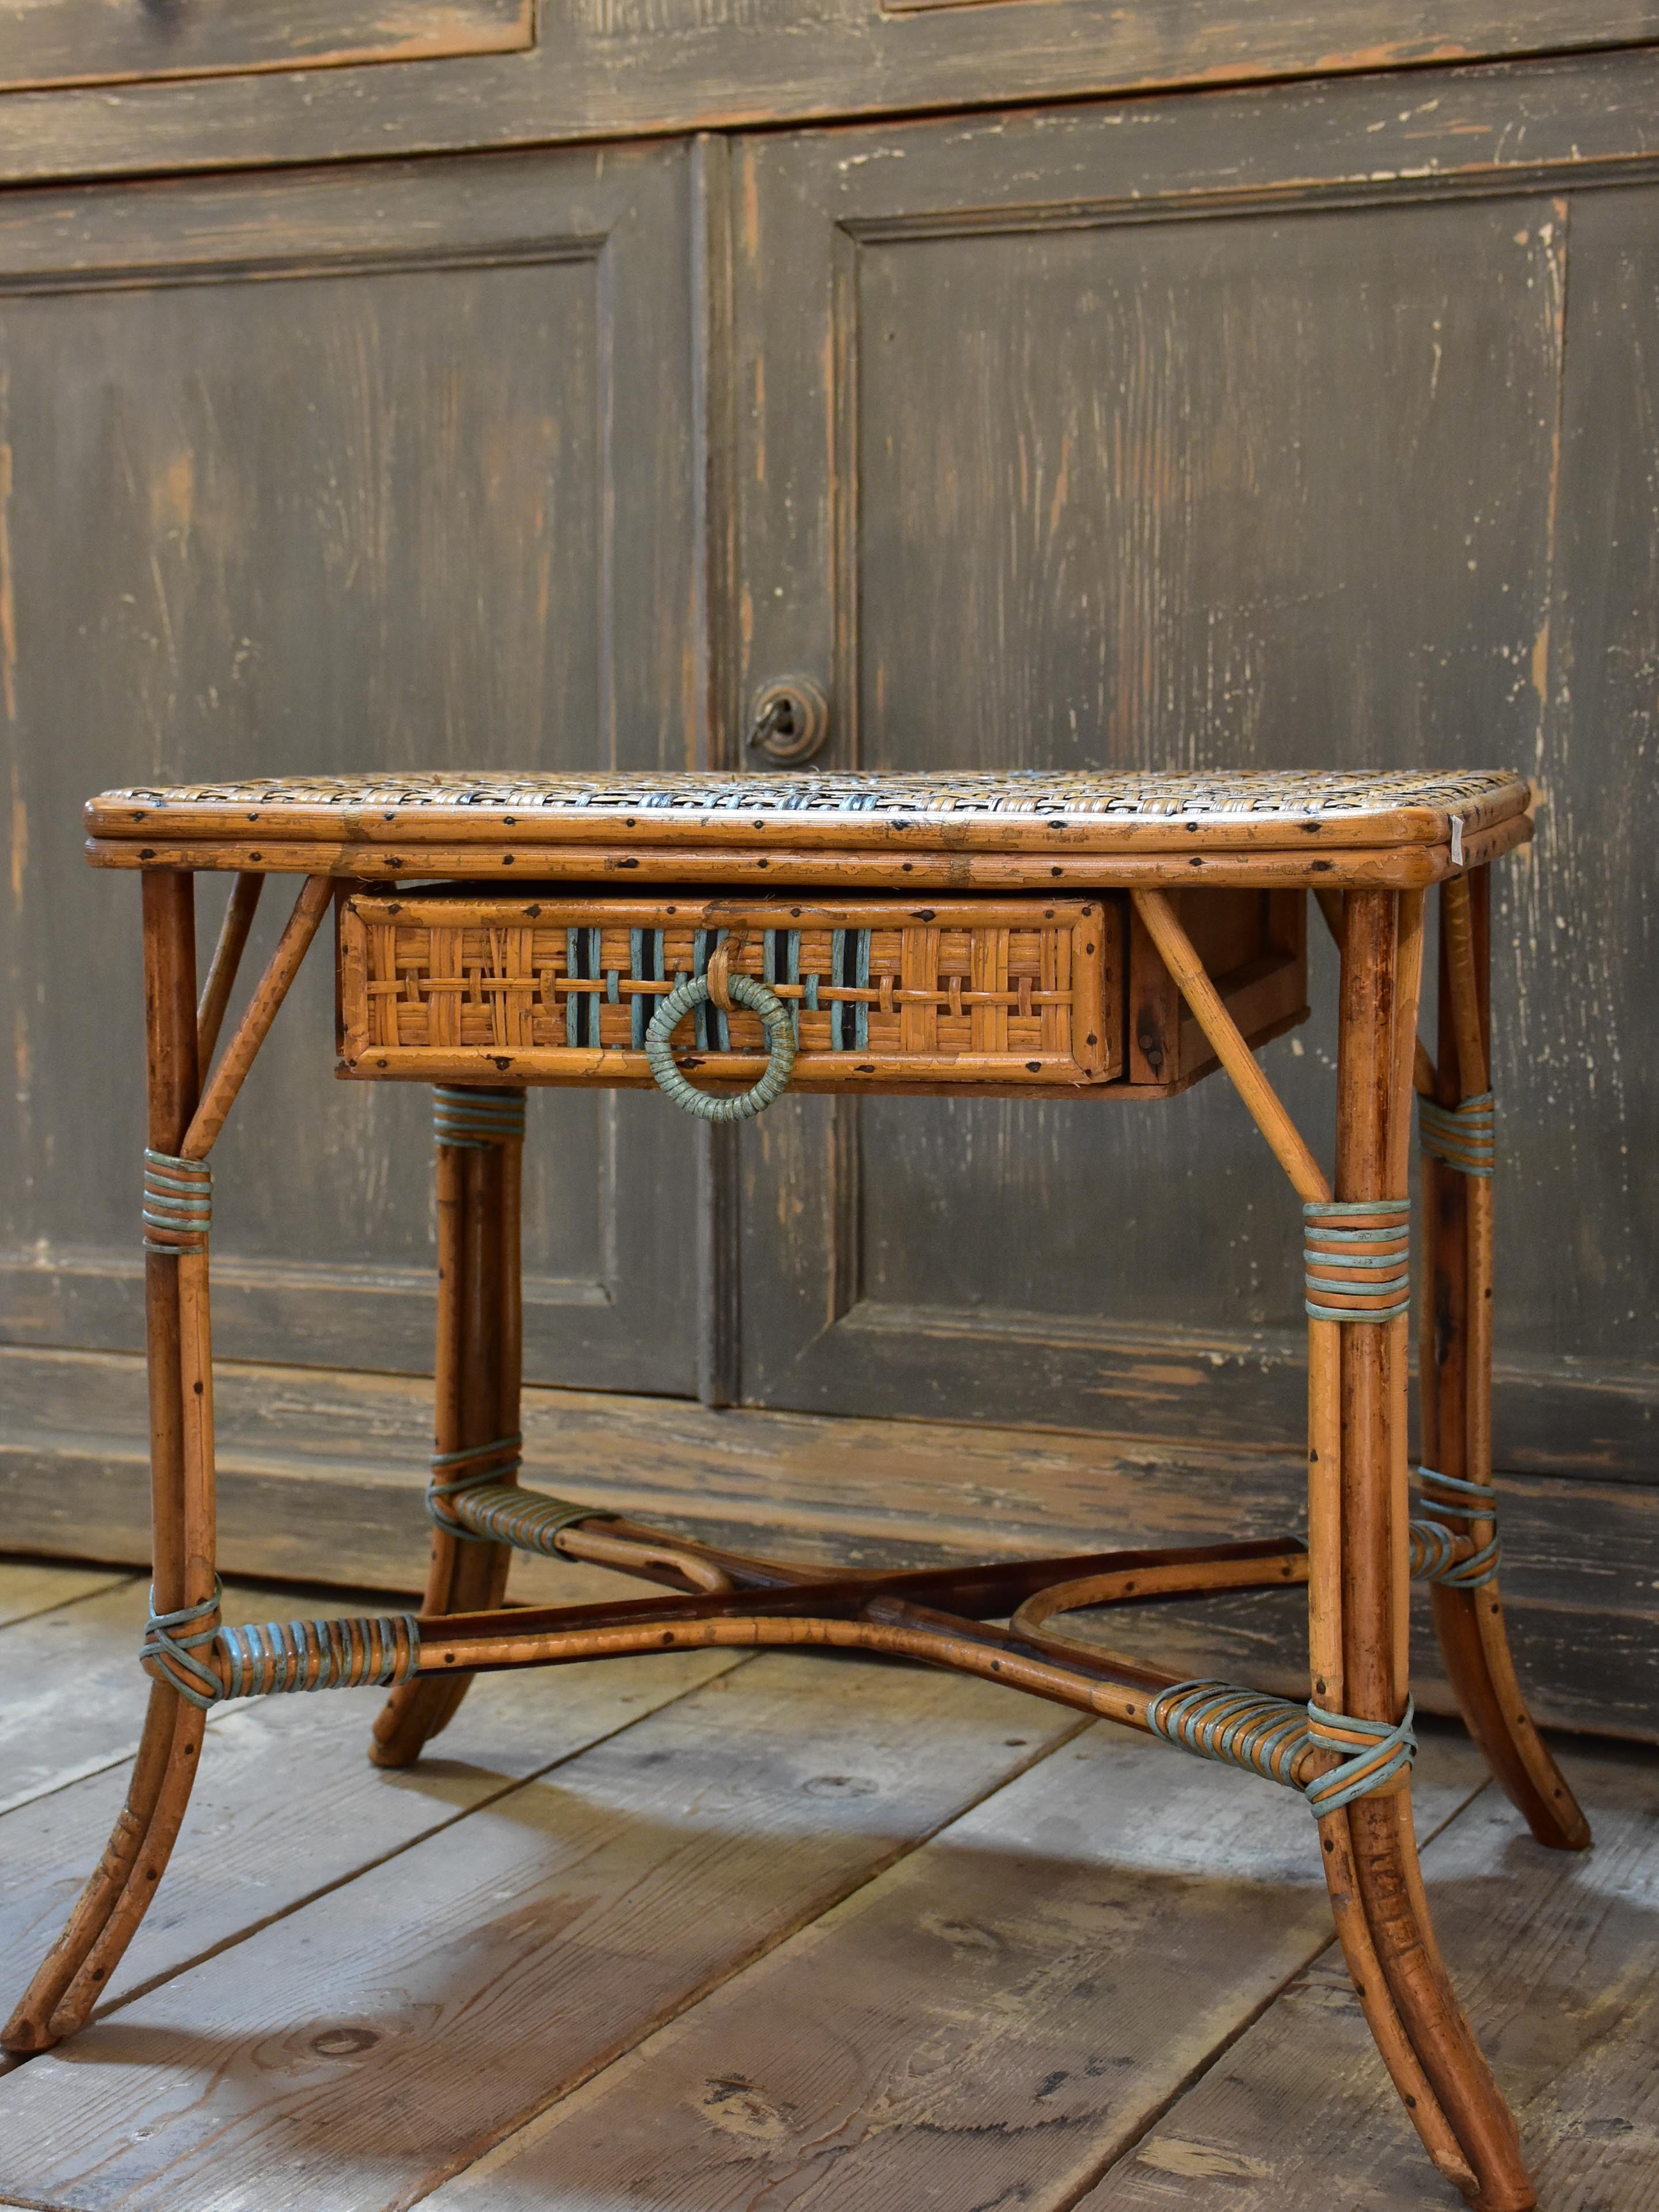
46, 1694, 210, 2040
373, 1107, 522, 1768
1421, 872, 1588, 1850
1429, 1580, 1587, 1850
1, 1683, 197, 2055
1321, 891, 1534, 2209
1317, 1800, 1479, 2197
1342, 1787, 1532, 2209
5, 872, 211, 2058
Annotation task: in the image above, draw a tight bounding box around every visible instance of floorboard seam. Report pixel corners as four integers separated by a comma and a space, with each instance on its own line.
399, 1708, 1101, 2210
0, 1580, 421, 1820
1, 1685, 364, 1825
1043, 1768, 1497, 2210
66, 1649, 773, 2035
0, 1573, 145, 1639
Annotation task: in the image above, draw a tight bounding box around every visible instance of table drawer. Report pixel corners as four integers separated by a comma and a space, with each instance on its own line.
338, 891, 1121, 1092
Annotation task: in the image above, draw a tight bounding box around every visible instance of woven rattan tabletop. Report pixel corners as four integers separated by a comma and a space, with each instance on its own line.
87, 767, 1528, 865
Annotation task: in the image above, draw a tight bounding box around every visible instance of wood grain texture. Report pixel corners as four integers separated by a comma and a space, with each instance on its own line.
5, 1566, 1645, 2212
1079, 1741, 1650, 2210
3, 1344, 1655, 1738
0, 1558, 132, 1629
420, 1724, 1487, 2210
0, 1653, 1084, 2209
0, 146, 705, 1397
0, 0, 531, 95
0, 11, 1655, 183
0, 1610, 740, 2032
1511, 183, 1659, 1417
729, 90, 1655, 1491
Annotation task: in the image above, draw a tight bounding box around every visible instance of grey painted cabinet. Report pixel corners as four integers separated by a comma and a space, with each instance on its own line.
0, 145, 706, 1394
0, 38, 1655, 1637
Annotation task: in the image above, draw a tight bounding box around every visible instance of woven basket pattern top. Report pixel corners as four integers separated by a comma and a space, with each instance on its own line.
102, 766, 1519, 824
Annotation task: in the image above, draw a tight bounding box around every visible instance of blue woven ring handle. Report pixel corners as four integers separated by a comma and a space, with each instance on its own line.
645, 972, 796, 1123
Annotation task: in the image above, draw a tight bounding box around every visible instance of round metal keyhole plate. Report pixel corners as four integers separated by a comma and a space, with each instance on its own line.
746, 676, 830, 765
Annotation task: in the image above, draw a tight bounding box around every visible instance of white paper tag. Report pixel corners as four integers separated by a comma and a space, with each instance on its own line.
1451, 815, 1464, 866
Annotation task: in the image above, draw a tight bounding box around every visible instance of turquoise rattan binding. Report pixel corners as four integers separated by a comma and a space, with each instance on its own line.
1303, 1698, 1418, 1815
142, 1150, 211, 1254
142, 1579, 419, 1706
432, 1088, 526, 1147
426, 1432, 615, 1553
1141, 1679, 1310, 1788
1420, 1091, 1495, 1177
1303, 1199, 1410, 1324
1143, 1678, 1418, 1816
140, 1586, 223, 1708
645, 972, 796, 1123
1410, 1465, 1502, 1588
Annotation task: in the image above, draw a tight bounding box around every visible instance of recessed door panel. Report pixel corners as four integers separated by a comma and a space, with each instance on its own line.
0, 146, 703, 1393
728, 94, 1647, 1465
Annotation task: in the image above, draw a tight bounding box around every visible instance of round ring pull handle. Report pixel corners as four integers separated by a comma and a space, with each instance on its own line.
645, 972, 796, 1123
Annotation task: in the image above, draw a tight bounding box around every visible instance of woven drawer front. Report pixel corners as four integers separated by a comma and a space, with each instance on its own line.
338, 894, 1121, 1088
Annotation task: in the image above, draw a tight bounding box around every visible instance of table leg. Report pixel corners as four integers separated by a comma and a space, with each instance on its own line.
371, 1096, 523, 1768
1316, 888, 1535, 2211
1422, 869, 1589, 1850
4, 871, 211, 2056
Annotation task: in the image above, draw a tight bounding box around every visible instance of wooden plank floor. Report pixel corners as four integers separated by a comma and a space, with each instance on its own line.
0, 1555, 1652, 2211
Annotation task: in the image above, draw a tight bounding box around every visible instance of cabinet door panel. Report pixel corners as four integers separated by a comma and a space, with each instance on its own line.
730, 93, 1657, 1470
0, 0, 531, 94
0, 146, 703, 1394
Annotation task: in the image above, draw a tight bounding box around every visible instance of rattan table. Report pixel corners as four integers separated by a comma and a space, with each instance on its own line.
7, 769, 1583, 2211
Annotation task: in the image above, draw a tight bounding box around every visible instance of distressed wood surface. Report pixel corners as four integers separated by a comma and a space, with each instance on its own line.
0, 146, 705, 1397
2, 1347, 1654, 1622
2, 1560, 1645, 2211
0, 1558, 131, 1629
4, 54, 1654, 1556
0, 1652, 1085, 2210
730, 82, 1658, 1489
419, 1726, 1486, 2210
3, 1341, 1655, 1738
0, 9, 1654, 183
0, 1593, 741, 2029
0, 0, 531, 95
1519, 182, 1659, 1450
1082, 1742, 1654, 2209
0, 37, 1649, 2202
